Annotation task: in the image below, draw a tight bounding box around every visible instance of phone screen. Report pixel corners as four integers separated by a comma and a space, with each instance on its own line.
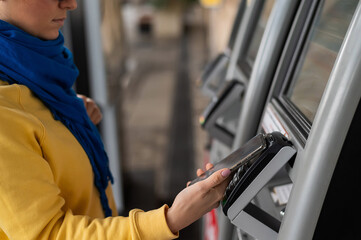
189, 133, 267, 185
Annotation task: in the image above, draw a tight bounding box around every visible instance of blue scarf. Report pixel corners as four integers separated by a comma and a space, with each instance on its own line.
0, 20, 113, 217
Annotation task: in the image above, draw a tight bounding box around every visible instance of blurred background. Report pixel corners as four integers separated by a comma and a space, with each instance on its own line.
62, 0, 241, 239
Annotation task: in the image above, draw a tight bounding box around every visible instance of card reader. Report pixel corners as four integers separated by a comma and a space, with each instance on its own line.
221, 132, 296, 240
222, 132, 294, 214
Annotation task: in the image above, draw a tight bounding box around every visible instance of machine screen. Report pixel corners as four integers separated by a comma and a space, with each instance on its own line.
286, 0, 358, 122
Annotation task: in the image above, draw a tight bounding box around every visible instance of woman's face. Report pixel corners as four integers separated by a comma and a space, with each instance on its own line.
0, 0, 77, 40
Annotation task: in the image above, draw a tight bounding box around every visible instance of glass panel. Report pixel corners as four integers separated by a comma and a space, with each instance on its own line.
287, 0, 359, 122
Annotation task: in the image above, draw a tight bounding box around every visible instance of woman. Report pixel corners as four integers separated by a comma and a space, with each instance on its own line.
0, 0, 231, 239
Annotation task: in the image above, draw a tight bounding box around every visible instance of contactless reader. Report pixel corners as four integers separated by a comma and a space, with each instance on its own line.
190, 132, 296, 239
223, 132, 296, 240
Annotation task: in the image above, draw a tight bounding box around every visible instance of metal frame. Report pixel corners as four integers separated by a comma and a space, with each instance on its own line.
213, 0, 301, 239
234, 0, 361, 239
201, 81, 245, 147
278, 2, 361, 239
204, 0, 361, 239
232, 0, 301, 149
200, 0, 248, 98
65, 0, 124, 213
225, 0, 265, 84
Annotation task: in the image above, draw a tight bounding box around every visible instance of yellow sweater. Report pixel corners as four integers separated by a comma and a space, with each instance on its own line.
0, 81, 178, 240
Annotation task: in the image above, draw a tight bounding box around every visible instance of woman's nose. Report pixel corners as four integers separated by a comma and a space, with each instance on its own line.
59, 0, 78, 11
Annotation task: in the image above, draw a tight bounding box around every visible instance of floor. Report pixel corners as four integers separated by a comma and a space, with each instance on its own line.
121, 22, 211, 240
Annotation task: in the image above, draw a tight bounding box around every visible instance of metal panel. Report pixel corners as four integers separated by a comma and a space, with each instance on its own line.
83, 0, 107, 106
83, 0, 124, 213
278, 2, 361, 239
217, 1, 300, 239
232, 0, 300, 149
225, 0, 264, 83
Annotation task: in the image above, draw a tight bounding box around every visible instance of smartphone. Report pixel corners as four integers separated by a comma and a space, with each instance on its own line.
189, 133, 267, 185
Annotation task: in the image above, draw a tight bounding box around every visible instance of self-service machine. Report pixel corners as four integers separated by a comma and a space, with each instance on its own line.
208, 0, 361, 239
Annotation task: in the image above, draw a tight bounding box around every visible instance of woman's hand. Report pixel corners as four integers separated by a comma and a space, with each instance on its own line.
77, 94, 103, 125
166, 165, 231, 233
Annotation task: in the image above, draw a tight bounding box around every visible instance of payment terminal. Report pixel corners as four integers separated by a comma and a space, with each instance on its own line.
190, 132, 296, 239
199, 52, 231, 98
225, 132, 295, 239
221, 132, 294, 214
199, 80, 244, 147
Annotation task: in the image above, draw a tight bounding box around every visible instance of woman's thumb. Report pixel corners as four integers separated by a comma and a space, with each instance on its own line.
205, 168, 231, 188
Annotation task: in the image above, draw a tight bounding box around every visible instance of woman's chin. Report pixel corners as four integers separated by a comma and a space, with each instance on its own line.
37, 31, 60, 41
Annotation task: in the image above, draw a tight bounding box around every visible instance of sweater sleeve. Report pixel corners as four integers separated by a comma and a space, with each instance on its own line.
0, 100, 178, 240
54, 205, 178, 240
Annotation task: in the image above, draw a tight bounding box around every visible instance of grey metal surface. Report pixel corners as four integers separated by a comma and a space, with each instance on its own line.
218, 0, 300, 239
200, 52, 230, 98
218, 2, 268, 238
83, 0, 124, 212
253, 168, 291, 220
232, 0, 300, 149
227, 147, 296, 221
232, 210, 278, 240
225, 0, 262, 83
203, 82, 245, 147
83, 0, 108, 106
100, 105, 124, 213
278, 2, 361, 239
201, 0, 247, 98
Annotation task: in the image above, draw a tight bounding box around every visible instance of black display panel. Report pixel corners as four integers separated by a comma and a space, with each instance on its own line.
285, 0, 359, 122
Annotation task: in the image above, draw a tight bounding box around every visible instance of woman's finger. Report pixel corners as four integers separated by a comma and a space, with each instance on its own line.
205, 163, 213, 171
196, 168, 204, 177
202, 168, 231, 189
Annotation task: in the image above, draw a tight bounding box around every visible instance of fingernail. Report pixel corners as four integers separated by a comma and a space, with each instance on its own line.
221, 169, 231, 177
